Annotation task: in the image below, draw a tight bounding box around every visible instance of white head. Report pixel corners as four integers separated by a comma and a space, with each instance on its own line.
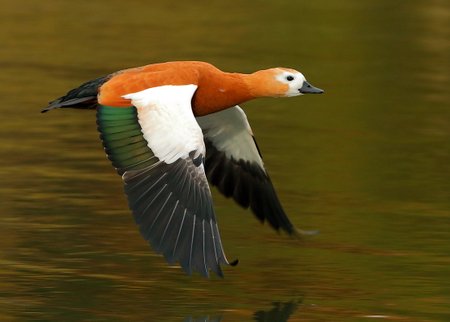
275, 68, 324, 97
248, 68, 324, 98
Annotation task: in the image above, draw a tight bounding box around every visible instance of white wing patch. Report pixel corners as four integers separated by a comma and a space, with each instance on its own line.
123, 85, 204, 164
196, 106, 264, 169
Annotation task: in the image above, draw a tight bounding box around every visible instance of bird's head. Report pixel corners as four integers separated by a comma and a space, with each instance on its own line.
248, 68, 324, 98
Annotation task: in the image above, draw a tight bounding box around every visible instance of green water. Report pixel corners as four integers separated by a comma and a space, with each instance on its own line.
1, 0, 449, 321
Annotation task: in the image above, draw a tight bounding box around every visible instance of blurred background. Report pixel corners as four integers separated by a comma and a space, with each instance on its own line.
1, 0, 449, 321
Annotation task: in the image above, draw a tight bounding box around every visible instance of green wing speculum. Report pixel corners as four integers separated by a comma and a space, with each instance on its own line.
97, 106, 157, 175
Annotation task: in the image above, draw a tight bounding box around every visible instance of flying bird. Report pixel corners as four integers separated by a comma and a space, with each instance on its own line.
43, 61, 323, 277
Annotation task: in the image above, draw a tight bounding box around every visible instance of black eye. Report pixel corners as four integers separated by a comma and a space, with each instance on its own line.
286, 75, 294, 81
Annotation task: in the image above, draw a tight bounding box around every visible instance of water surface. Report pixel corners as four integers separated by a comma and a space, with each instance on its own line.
1, 0, 449, 321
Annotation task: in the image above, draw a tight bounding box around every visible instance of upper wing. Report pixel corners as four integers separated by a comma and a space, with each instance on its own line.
96, 85, 232, 277
196, 106, 299, 236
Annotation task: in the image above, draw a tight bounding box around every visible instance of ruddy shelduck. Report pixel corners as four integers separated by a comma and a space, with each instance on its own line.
43, 61, 324, 277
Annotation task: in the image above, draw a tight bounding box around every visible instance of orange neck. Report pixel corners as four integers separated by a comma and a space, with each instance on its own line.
242, 69, 288, 98
192, 69, 288, 116
192, 71, 256, 116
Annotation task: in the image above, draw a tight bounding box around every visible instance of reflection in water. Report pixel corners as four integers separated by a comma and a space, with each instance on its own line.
184, 300, 299, 322
253, 300, 300, 322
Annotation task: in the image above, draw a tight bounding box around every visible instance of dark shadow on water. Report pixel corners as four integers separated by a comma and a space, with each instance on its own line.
253, 300, 300, 322
184, 299, 300, 322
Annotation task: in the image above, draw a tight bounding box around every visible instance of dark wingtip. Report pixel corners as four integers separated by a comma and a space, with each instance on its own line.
41, 103, 58, 113
229, 258, 239, 266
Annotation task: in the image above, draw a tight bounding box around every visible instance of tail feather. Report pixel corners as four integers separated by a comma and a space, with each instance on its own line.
42, 74, 111, 113
42, 96, 98, 113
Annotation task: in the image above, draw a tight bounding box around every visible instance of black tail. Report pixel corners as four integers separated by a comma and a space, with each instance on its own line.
42, 75, 111, 113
